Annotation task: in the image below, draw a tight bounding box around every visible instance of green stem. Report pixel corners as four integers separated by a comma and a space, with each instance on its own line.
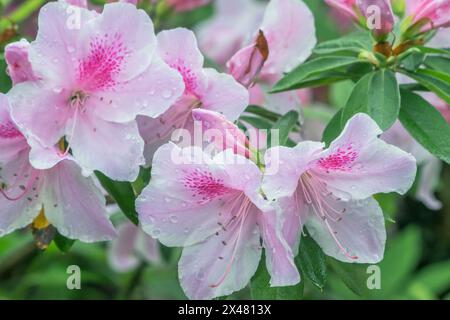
0, 0, 46, 33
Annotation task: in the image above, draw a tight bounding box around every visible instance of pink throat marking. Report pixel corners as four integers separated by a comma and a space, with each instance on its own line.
182, 169, 229, 201
170, 59, 198, 95
78, 33, 129, 91
317, 146, 357, 171
0, 120, 22, 139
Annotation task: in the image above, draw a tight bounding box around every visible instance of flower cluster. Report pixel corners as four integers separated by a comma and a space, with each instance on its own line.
0, 0, 423, 300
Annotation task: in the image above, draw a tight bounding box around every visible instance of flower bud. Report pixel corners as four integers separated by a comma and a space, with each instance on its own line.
357, 0, 395, 38
227, 31, 269, 88
192, 109, 251, 158
5, 39, 38, 84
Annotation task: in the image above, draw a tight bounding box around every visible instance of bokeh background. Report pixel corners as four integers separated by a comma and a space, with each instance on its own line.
0, 0, 449, 300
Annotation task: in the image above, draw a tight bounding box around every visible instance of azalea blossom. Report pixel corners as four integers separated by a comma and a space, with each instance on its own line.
262, 114, 416, 263
136, 143, 299, 299
356, 0, 395, 37
4, 39, 38, 85
405, 0, 450, 33
7, 2, 184, 181
196, 0, 266, 66
227, 0, 316, 118
0, 93, 116, 242
138, 28, 248, 163
325, 0, 359, 21
108, 219, 161, 273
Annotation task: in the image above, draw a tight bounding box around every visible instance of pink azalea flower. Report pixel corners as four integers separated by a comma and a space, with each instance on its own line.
108, 220, 161, 273
228, 0, 316, 85
356, 0, 395, 37
4, 39, 39, 85
406, 0, 450, 32
167, 0, 211, 12
262, 114, 417, 263
136, 143, 299, 299
196, 0, 265, 66
138, 28, 248, 163
325, 0, 359, 21
227, 31, 269, 88
226, 0, 316, 121
0, 93, 116, 241
191, 109, 252, 159
7, 2, 184, 181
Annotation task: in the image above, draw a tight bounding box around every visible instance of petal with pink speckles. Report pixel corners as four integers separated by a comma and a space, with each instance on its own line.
136, 143, 240, 247
311, 113, 417, 200
178, 207, 261, 300
41, 160, 117, 242
305, 197, 386, 264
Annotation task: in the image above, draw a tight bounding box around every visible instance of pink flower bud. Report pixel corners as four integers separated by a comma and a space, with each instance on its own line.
357, 0, 395, 37
167, 0, 211, 12
192, 109, 251, 158
227, 30, 269, 88
4, 39, 38, 84
407, 0, 450, 32
325, 0, 359, 21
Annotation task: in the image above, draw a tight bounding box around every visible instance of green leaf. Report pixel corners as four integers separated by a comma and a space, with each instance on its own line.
399, 68, 450, 105
245, 105, 280, 122
95, 172, 138, 225
53, 233, 75, 253
0, 55, 12, 92
416, 46, 450, 56
250, 256, 303, 300
239, 116, 273, 130
424, 56, 450, 75
399, 90, 450, 164
268, 111, 299, 147
272, 56, 362, 93
322, 109, 344, 146
296, 235, 327, 290
274, 72, 349, 90
328, 257, 370, 297
341, 69, 400, 130
399, 52, 425, 71
313, 31, 372, 55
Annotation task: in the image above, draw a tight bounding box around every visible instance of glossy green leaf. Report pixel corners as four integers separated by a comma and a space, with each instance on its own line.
341, 69, 400, 130
399, 90, 450, 164
400, 68, 450, 105
296, 235, 327, 290
322, 109, 344, 146
53, 233, 75, 253
269, 111, 299, 147
328, 257, 370, 297
313, 31, 372, 55
95, 172, 138, 225
272, 56, 362, 93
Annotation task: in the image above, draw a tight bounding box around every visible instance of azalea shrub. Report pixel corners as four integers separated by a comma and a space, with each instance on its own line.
0, 0, 449, 300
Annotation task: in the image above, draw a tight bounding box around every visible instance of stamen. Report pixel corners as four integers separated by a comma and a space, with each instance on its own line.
210, 197, 252, 288
299, 171, 358, 260
0, 170, 38, 201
